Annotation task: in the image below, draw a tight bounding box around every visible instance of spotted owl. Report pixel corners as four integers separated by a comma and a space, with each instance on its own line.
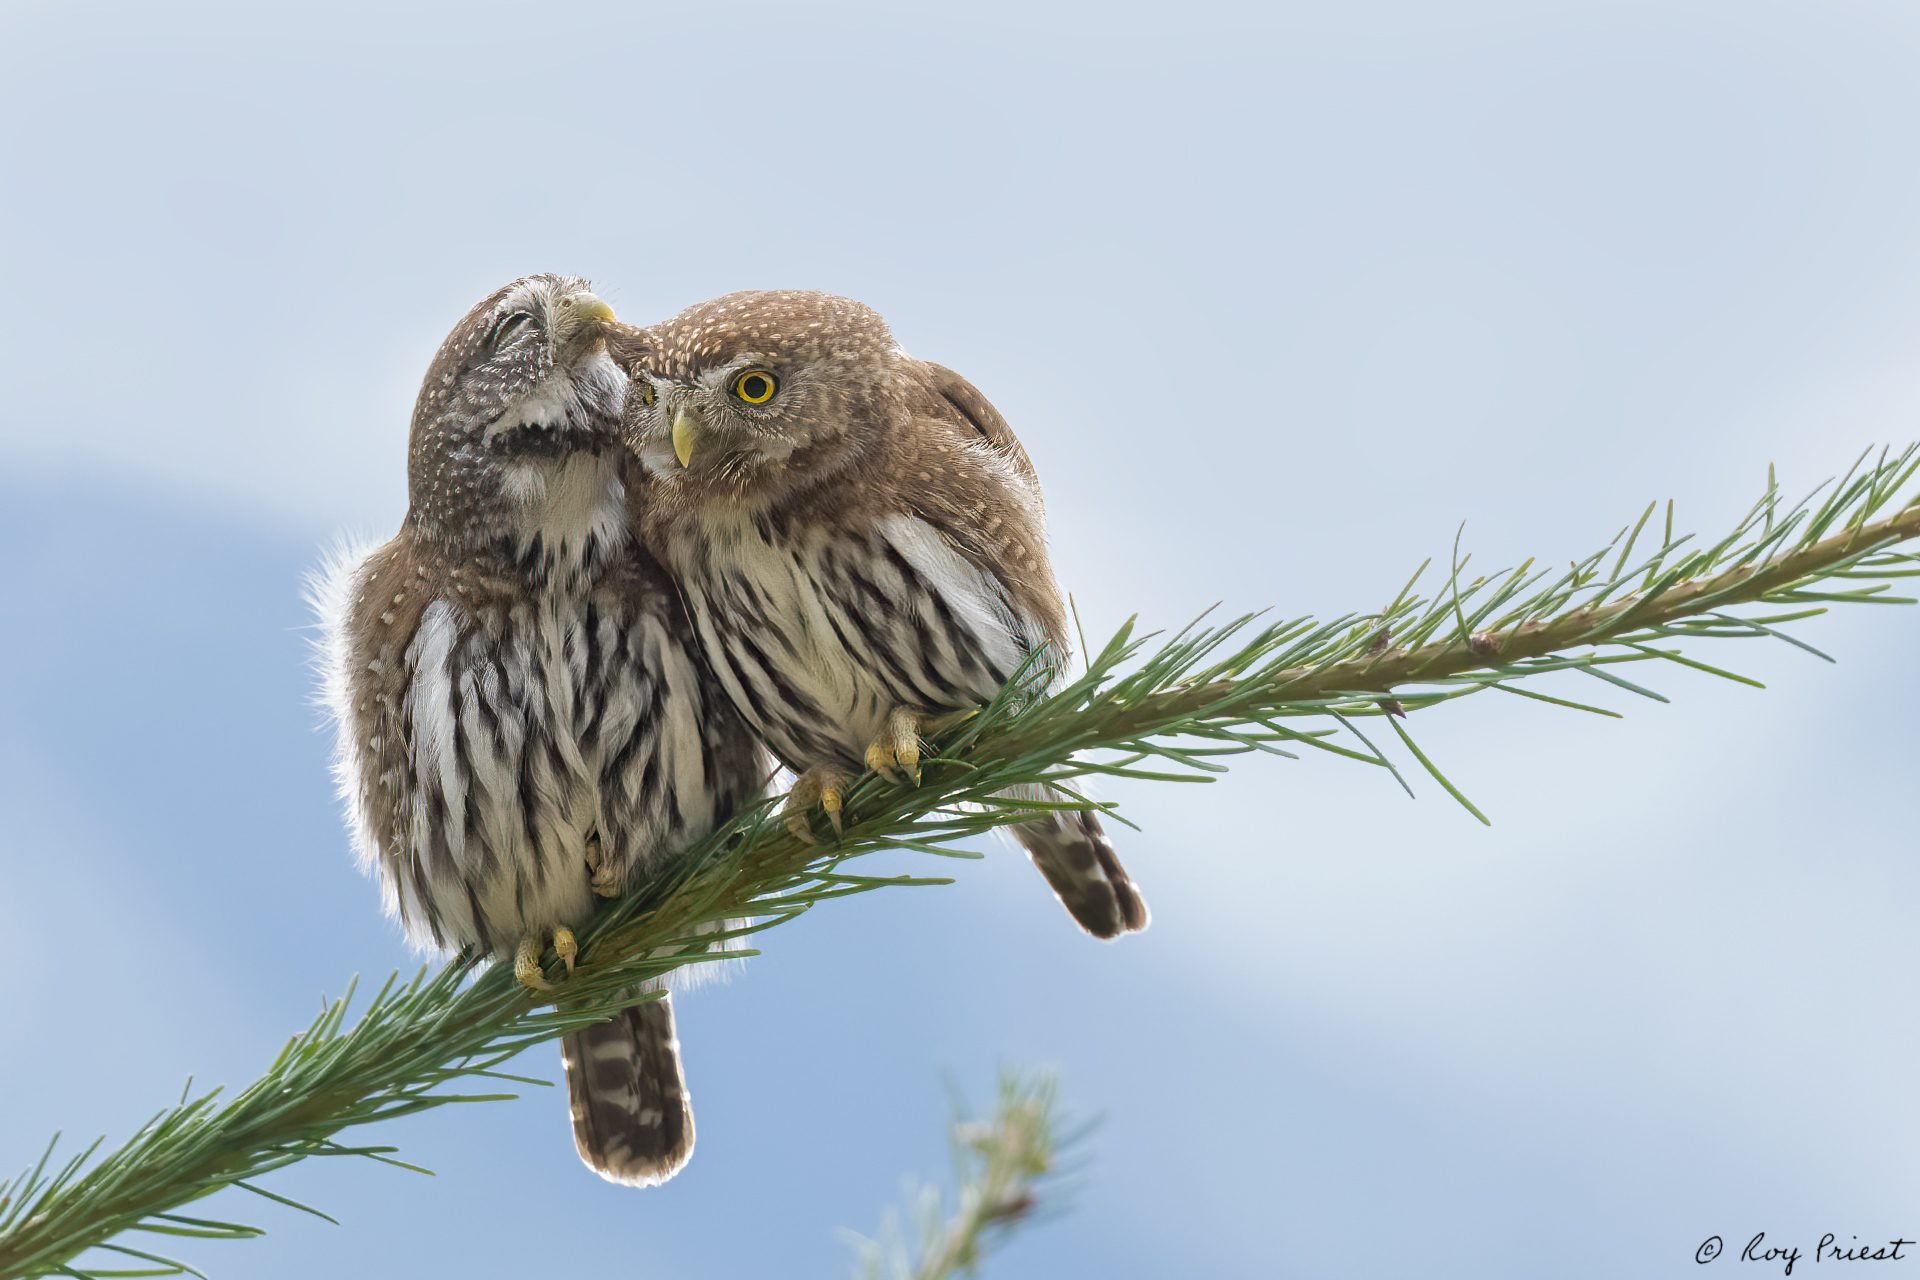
315, 274, 764, 1186
610, 291, 1146, 939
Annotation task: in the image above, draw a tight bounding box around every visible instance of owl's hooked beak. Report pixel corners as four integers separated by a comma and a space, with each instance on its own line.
571, 295, 616, 326
553, 292, 617, 348
671, 408, 701, 468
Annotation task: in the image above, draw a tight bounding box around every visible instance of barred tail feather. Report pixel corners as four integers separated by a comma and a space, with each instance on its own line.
1015, 807, 1149, 940
561, 993, 694, 1187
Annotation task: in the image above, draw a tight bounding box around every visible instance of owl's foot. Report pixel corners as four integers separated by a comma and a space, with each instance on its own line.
513, 927, 580, 993
783, 765, 850, 844
585, 834, 622, 899
589, 862, 622, 899
863, 707, 923, 786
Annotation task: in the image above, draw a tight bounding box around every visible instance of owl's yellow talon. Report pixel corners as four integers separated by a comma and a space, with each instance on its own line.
514, 935, 554, 993
784, 766, 850, 843
586, 834, 622, 899
864, 707, 924, 785
514, 927, 583, 992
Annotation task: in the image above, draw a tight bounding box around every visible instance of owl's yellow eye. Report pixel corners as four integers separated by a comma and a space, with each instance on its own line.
629, 372, 656, 407
733, 370, 779, 405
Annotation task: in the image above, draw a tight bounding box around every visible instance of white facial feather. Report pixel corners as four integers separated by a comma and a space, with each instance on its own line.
482, 349, 624, 442
482, 350, 633, 582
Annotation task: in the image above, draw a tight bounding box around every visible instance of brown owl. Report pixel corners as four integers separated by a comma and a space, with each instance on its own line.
316, 274, 764, 1186
611, 291, 1146, 939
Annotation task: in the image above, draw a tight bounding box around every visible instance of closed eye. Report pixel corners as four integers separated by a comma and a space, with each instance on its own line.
486, 311, 537, 352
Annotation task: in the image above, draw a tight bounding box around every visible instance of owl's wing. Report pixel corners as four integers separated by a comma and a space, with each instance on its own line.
896, 359, 1068, 651
315, 532, 444, 946
902, 365, 1149, 939
919, 361, 1043, 494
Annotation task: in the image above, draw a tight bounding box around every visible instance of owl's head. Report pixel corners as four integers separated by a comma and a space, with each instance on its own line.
615, 290, 907, 509
407, 273, 624, 542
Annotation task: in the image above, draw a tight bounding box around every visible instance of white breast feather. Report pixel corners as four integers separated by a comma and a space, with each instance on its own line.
404, 600, 466, 869
699, 517, 871, 729
651, 616, 714, 818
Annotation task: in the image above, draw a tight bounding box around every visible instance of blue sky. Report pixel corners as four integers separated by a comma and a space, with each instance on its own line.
2, 2, 1918, 1276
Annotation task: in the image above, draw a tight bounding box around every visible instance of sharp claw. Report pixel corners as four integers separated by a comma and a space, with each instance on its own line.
514, 938, 554, 993
784, 766, 851, 843
554, 928, 578, 975
866, 742, 906, 786
866, 708, 924, 787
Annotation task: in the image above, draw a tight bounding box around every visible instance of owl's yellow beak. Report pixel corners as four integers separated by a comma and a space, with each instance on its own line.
572, 295, 616, 326
556, 292, 617, 344
671, 408, 701, 468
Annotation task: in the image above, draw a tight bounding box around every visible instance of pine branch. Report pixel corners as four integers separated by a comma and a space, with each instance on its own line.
846, 1073, 1075, 1280
3, 447, 1918, 1278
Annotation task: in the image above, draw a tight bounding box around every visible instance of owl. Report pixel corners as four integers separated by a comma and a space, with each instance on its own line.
611, 291, 1147, 939
315, 274, 763, 1186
